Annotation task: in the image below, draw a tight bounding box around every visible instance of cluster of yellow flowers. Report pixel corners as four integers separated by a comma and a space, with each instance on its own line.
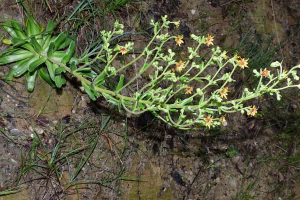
118, 30, 265, 129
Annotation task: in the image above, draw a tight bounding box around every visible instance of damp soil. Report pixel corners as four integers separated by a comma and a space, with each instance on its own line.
1, 0, 300, 199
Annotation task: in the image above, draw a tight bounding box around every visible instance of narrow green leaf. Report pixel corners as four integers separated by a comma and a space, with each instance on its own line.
103, 94, 119, 105
140, 63, 149, 73
179, 77, 189, 81
90, 84, 100, 98
61, 41, 75, 64
123, 100, 133, 105
181, 97, 193, 105
95, 80, 104, 87
93, 71, 107, 85
28, 57, 47, 72
31, 37, 43, 54
116, 74, 124, 92
82, 82, 96, 101
195, 77, 203, 82
77, 71, 97, 79
25, 70, 38, 91
0, 50, 34, 65
11, 20, 26, 39
38, 67, 55, 87
75, 68, 91, 72
97, 57, 107, 63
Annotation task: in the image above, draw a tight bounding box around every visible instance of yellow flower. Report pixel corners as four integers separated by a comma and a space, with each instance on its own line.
204, 116, 213, 129
185, 86, 193, 94
205, 34, 214, 46
176, 60, 186, 72
120, 46, 127, 55
175, 35, 184, 46
220, 87, 229, 99
261, 68, 270, 78
248, 106, 258, 117
238, 58, 249, 69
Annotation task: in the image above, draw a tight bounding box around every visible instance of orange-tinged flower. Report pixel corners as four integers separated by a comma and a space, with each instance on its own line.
176, 60, 186, 72
175, 35, 184, 46
234, 54, 240, 61
238, 58, 249, 69
261, 68, 270, 78
220, 87, 229, 99
176, 20, 180, 28
248, 106, 258, 117
204, 116, 213, 129
185, 86, 193, 94
205, 34, 214, 46
120, 46, 127, 55
220, 115, 227, 125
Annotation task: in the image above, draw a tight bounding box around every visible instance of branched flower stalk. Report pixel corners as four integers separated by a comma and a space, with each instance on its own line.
1, 15, 300, 129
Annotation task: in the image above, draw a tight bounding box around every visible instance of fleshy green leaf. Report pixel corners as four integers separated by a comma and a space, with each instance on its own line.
11, 20, 26, 39
45, 20, 56, 32
38, 67, 55, 87
0, 50, 34, 65
61, 41, 75, 64
1, 39, 11, 44
11, 38, 35, 52
25, 70, 38, 91
53, 32, 67, 51
26, 16, 40, 37
28, 57, 47, 72
12, 55, 37, 77
2, 22, 18, 38
45, 60, 57, 81
31, 37, 43, 54
54, 74, 66, 88
52, 51, 67, 62
54, 67, 66, 75
47, 42, 54, 58
57, 35, 76, 50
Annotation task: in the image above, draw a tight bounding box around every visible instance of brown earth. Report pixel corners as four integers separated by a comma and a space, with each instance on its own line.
0, 0, 300, 199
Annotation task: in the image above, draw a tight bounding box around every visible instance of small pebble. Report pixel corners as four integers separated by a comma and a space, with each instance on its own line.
10, 128, 21, 137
